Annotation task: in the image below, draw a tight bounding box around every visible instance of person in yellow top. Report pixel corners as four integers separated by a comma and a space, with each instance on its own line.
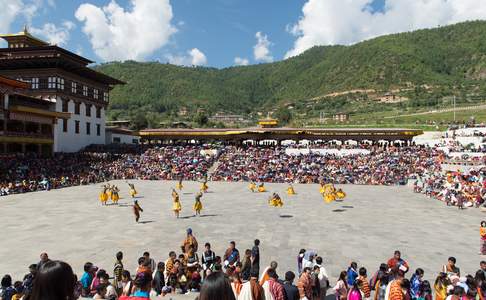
481, 221, 486, 255
111, 185, 120, 204
127, 182, 137, 198
258, 183, 266, 193
193, 192, 203, 216
99, 185, 108, 205
106, 183, 113, 202
172, 189, 182, 218
319, 182, 326, 194
286, 184, 296, 195
249, 181, 257, 192
336, 188, 346, 200
268, 193, 284, 207
433, 273, 448, 300
176, 178, 183, 191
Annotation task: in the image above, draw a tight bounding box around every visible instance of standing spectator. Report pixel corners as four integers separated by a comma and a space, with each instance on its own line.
387, 251, 409, 272
442, 257, 460, 277
11, 281, 24, 300
80, 262, 95, 297
311, 265, 321, 300
334, 271, 349, 300
348, 280, 363, 300
251, 239, 261, 275
121, 271, 133, 296
202, 243, 216, 278
199, 272, 235, 300
22, 264, 36, 296
181, 228, 198, 254
100, 273, 117, 300
241, 249, 252, 281
0, 275, 14, 300
433, 273, 449, 300
297, 249, 306, 275
283, 271, 300, 300
142, 252, 155, 273
410, 268, 424, 300
347, 262, 358, 286
418, 281, 432, 300
260, 261, 278, 286
36, 253, 50, 271
358, 267, 371, 300
119, 272, 152, 300
113, 251, 124, 295
315, 257, 329, 299
25, 260, 77, 300
152, 262, 165, 296
262, 268, 285, 300
224, 241, 240, 268
298, 267, 313, 300
239, 270, 264, 300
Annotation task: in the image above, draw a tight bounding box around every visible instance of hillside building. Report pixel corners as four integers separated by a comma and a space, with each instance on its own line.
0, 28, 124, 152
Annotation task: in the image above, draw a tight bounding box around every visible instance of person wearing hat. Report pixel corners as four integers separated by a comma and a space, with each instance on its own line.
181, 228, 198, 254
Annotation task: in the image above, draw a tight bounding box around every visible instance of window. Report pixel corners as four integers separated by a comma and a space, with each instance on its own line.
71, 82, 77, 94
62, 100, 69, 112
132, 139, 138, 144
83, 86, 88, 96
103, 92, 109, 102
62, 119, 68, 132
31, 77, 39, 89
96, 124, 101, 136
48, 77, 56, 89
93, 89, 99, 99
57, 77, 64, 90
86, 122, 91, 135
96, 106, 101, 118
86, 104, 91, 117
74, 102, 80, 115
113, 137, 121, 143
75, 120, 80, 134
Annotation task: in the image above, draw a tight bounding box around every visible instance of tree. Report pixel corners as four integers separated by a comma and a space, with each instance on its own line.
193, 112, 209, 127
275, 107, 292, 125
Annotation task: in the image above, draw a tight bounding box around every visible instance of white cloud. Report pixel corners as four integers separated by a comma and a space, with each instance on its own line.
286, 0, 486, 58
30, 21, 75, 46
75, 0, 177, 61
253, 31, 273, 63
167, 48, 207, 66
0, 0, 40, 34
234, 57, 249, 66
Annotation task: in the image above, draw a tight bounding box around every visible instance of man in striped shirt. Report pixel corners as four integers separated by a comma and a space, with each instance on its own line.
358, 267, 371, 300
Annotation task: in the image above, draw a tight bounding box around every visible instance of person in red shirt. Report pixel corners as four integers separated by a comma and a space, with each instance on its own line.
387, 251, 409, 272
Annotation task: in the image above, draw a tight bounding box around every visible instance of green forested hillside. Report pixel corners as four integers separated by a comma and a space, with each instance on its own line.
96, 21, 486, 128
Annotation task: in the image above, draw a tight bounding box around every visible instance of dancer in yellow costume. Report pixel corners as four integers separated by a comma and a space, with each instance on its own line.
176, 178, 183, 191
106, 183, 112, 202
193, 192, 203, 216
172, 189, 182, 218
111, 185, 120, 204
286, 184, 296, 195
99, 185, 108, 205
336, 188, 346, 200
127, 182, 137, 198
200, 176, 209, 193
268, 193, 284, 207
258, 183, 266, 193
249, 181, 257, 192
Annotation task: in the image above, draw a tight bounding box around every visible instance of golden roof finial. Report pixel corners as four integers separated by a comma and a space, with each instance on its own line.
23, 24, 29, 35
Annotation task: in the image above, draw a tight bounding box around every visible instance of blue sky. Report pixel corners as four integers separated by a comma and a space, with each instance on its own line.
1, 0, 484, 68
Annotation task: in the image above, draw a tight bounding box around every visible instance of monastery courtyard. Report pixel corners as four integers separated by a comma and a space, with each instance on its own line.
0, 181, 482, 287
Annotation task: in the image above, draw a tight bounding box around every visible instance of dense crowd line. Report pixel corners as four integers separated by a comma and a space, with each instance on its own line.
1, 230, 485, 300
2, 143, 486, 210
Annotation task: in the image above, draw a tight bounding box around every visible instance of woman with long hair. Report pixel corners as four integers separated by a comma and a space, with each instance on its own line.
198, 272, 235, 300
434, 272, 449, 300
26, 260, 77, 300
333, 271, 349, 300
119, 272, 152, 300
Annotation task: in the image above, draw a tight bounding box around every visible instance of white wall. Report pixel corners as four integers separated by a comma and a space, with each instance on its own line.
53, 96, 106, 152
106, 132, 139, 145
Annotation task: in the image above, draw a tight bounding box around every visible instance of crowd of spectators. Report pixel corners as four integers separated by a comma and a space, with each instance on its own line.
1, 232, 485, 300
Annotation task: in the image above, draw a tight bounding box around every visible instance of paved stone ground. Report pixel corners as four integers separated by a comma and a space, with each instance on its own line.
0, 181, 484, 299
